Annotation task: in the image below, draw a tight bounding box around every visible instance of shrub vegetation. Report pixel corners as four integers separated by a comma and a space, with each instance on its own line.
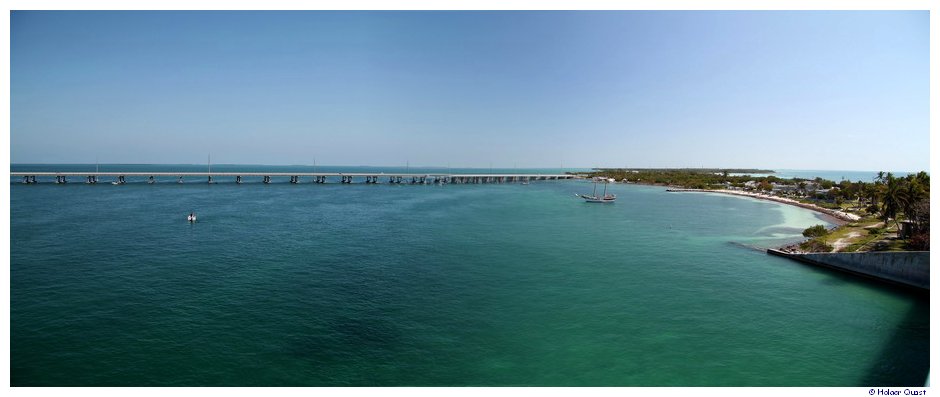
802, 225, 829, 238
799, 239, 833, 253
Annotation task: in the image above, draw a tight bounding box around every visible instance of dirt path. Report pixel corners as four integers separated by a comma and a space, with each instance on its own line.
832, 231, 862, 252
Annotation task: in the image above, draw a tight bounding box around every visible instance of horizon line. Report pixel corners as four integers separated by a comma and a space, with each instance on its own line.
9, 163, 925, 173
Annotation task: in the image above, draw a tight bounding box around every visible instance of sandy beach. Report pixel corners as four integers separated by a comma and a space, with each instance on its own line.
665, 188, 861, 223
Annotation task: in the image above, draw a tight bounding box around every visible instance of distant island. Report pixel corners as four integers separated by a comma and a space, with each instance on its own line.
593, 168, 775, 174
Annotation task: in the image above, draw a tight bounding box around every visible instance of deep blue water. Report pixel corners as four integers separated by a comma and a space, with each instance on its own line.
10, 165, 929, 386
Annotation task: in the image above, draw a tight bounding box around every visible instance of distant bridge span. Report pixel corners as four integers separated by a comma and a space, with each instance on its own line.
10, 171, 577, 185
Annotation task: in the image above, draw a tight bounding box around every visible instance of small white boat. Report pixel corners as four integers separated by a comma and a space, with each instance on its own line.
187, 214, 197, 223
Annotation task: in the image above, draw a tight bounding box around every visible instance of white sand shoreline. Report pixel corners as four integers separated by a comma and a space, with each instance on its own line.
665, 188, 861, 223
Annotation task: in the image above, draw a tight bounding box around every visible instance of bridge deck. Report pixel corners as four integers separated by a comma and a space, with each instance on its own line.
11, 172, 573, 178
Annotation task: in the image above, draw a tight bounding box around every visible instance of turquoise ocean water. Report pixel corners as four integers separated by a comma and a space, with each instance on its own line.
10, 165, 928, 386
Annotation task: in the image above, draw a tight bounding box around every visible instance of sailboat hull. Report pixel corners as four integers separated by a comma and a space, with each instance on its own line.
578, 179, 616, 203
583, 198, 616, 203
577, 194, 616, 203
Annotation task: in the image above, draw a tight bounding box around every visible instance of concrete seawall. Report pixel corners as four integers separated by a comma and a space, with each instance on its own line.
767, 250, 930, 290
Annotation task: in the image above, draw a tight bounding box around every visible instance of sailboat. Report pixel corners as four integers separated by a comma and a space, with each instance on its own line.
207, 154, 216, 184
577, 177, 616, 203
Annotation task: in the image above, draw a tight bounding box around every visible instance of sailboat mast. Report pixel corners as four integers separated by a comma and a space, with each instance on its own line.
593, 181, 597, 197
603, 181, 608, 197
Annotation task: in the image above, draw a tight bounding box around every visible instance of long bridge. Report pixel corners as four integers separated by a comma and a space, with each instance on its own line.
10, 171, 576, 185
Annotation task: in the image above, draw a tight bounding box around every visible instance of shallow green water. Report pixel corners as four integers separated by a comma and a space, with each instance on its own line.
10, 169, 929, 386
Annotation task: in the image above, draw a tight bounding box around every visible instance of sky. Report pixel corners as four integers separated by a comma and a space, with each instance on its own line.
9, 11, 930, 171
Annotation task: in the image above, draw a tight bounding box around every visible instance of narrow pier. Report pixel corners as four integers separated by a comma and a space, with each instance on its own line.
11, 172, 575, 185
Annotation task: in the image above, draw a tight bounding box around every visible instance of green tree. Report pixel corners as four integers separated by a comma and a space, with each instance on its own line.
852, 180, 865, 209
903, 172, 929, 220
758, 181, 772, 192
802, 225, 829, 238
907, 199, 930, 250
880, 173, 908, 230
865, 181, 882, 212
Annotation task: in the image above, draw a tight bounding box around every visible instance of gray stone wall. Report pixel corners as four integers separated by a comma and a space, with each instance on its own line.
794, 252, 929, 290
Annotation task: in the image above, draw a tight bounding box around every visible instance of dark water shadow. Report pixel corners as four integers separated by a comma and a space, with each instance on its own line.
767, 253, 929, 385
860, 302, 930, 386
801, 265, 929, 385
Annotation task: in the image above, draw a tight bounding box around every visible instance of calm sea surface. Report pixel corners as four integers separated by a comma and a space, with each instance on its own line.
10, 165, 929, 386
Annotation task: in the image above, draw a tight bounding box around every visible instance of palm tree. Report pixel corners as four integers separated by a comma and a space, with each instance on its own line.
864, 183, 880, 212
880, 173, 908, 230
870, 171, 888, 210
853, 180, 865, 210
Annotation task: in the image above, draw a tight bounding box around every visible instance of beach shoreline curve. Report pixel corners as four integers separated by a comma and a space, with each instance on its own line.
665, 188, 861, 223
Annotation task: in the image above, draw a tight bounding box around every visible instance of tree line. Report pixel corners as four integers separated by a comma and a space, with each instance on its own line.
875, 171, 929, 250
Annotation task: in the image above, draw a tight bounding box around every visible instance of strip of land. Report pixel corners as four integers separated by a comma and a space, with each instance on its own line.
587, 168, 927, 254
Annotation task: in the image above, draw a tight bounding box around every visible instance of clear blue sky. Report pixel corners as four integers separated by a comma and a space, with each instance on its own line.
10, 11, 929, 171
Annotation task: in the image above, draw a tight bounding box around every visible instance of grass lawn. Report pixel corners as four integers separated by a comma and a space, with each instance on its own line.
821, 216, 896, 252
